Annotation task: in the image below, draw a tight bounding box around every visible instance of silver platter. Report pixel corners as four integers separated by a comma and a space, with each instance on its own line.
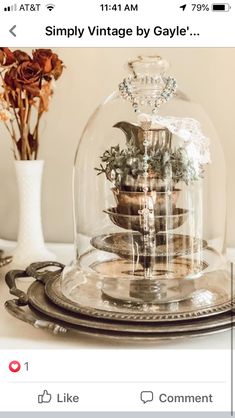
91, 232, 207, 259
62, 326, 231, 341
27, 280, 234, 338
5, 264, 234, 341
46, 272, 234, 323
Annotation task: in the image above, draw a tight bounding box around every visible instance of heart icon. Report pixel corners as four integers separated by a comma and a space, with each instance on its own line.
9, 361, 21, 373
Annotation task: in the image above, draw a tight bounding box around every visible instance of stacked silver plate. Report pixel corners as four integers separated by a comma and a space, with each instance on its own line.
4, 261, 235, 342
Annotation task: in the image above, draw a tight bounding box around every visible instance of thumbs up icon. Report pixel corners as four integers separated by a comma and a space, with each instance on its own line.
38, 390, 52, 404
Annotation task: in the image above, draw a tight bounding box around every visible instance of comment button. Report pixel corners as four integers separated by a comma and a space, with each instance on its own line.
140, 391, 154, 404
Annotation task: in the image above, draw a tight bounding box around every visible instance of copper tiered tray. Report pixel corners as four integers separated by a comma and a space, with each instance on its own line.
4, 261, 235, 342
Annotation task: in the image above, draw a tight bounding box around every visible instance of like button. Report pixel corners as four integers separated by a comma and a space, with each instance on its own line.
38, 390, 52, 404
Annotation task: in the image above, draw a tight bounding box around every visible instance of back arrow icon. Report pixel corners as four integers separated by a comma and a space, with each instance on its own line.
9, 25, 16, 37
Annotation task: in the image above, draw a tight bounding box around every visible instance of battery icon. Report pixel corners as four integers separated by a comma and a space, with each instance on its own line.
212, 3, 231, 11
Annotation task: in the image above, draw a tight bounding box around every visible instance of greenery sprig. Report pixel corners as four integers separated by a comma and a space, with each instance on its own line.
95, 141, 203, 188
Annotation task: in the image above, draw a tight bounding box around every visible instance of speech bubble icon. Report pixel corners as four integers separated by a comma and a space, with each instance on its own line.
140, 391, 154, 404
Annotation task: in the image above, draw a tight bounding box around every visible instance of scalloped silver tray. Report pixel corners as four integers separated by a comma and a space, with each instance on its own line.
45, 271, 234, 323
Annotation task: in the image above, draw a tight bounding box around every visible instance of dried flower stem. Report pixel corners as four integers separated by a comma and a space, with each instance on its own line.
0, 48, 63, 159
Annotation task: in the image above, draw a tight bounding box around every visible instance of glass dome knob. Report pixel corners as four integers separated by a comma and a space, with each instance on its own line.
128, 55, 170, 78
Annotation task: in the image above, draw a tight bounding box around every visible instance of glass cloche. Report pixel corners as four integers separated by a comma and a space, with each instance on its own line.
62, 55, 229, 310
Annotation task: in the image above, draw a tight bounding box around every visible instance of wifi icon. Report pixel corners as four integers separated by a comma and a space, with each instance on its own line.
46, 4, 55, 11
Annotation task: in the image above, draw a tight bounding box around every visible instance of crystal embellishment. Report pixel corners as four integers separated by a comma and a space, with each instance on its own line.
119, 75, 177, 114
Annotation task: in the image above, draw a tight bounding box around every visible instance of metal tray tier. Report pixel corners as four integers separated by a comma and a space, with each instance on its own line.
104, 207, 188, 233
91, 232, 207, 262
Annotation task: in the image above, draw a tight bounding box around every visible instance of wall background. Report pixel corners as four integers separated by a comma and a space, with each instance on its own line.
0, 48, 234, 245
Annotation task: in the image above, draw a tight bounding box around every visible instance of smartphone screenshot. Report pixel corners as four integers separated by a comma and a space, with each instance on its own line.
0, 0, 234, 416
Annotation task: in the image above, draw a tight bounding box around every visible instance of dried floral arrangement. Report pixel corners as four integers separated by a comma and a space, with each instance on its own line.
0, 48, 63, 160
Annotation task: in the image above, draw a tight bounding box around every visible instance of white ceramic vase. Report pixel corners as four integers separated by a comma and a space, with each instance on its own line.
13, 160, 56, 268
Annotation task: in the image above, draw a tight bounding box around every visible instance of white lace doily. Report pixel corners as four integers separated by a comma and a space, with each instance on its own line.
138, 113, 211, 175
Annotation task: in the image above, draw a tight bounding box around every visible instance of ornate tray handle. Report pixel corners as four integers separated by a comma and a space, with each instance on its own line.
5, 299, 67, 335
26, 261, 65, 283
5, 264, 68, 335
5, 269, 29, 305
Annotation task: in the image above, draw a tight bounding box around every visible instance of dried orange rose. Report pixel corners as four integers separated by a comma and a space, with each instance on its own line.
33, 49, 63, 80
0, 48, 15, 66
13, 50, 31, 64
5, 61, 42, 96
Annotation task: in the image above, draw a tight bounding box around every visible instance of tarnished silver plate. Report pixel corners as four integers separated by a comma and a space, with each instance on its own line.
27, 281, 234, 337
45, 272, 234, 323
4, 264, 234, 341
91, 232, 207, 259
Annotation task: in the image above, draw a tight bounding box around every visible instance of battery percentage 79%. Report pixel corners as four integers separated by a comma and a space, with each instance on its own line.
192, 3, 210, 11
